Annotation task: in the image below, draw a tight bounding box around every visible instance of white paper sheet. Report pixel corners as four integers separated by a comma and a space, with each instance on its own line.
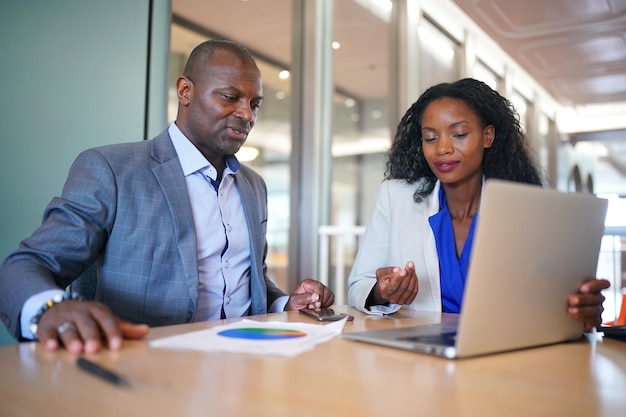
150, 318, 347, 357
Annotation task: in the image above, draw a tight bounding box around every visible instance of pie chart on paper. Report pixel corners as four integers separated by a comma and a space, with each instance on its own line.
217, 328, 307, 340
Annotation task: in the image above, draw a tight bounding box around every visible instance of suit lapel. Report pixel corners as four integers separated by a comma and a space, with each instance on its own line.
149, 132, 200, 310
236, 174, 262, 254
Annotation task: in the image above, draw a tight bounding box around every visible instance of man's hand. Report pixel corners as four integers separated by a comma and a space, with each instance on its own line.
285, 278, 335, 311
35, 300, 149, 353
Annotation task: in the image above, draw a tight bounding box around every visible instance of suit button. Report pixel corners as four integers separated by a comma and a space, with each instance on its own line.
186, 311, 193, 322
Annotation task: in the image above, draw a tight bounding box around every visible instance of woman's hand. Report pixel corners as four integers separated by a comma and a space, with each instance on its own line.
371, 261, 418, 306
568, 278, 611, 331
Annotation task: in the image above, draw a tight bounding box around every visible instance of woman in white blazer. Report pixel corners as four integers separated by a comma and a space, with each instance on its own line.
348, 78, 609, 331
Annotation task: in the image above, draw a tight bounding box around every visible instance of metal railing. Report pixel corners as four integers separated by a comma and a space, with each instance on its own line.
317, 225, 365, 304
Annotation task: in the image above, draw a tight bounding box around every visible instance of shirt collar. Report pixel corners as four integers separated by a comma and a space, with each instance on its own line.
168, 122, 240, 177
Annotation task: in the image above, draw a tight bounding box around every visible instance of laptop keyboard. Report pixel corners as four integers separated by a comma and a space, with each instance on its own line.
400, 331, 457, 347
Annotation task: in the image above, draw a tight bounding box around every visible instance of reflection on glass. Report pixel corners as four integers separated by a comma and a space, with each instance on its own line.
331, 0, 391, 301
472, 60, 499, 91
418, 18, 458, 92
510, 91, 528, 133
537, 113, 550, 173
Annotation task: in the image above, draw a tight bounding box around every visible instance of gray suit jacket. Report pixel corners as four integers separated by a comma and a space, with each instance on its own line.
0, 130, 286, 338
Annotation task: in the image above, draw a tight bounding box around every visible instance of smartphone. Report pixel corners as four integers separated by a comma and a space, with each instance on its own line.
299, 308, 354, 322
600, 325, 626, 340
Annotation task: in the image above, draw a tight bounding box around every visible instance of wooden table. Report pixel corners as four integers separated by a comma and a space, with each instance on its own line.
1, 306, 625, 417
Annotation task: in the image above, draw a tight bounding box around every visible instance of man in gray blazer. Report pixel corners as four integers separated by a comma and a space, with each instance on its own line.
0, 39, 334, 353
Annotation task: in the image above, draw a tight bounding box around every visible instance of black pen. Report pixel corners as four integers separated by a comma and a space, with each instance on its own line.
76, 357, 131, 388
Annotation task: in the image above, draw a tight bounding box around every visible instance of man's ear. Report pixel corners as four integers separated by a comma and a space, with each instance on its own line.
176, 76, 193, 105
484, 125, 495, 148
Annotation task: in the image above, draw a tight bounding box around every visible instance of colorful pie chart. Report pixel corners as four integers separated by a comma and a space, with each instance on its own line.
217, 328, 307, 340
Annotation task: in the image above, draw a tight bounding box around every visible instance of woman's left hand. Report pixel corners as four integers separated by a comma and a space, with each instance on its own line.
568, 278, 611, 331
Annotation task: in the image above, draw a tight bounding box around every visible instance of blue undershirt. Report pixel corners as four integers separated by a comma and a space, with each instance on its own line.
428, 188, 478, 313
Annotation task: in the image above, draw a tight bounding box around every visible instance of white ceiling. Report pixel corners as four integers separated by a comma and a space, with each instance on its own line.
172, 0, 626, 108
452, 0, 626, 107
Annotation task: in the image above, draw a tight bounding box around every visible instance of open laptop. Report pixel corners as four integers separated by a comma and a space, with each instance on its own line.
342, 179, 609, 359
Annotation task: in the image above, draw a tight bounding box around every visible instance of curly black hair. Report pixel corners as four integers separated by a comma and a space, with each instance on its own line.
385, 78, 543, 201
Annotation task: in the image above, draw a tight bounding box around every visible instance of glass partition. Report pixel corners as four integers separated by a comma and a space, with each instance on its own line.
473, 60, 500, 91
418, 18, 459, 92
329, 0, 391, 300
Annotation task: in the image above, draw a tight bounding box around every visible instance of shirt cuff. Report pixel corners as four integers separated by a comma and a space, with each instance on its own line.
269, 295, 289, 313
365, 303, 402, 315
20, 289, 66, 339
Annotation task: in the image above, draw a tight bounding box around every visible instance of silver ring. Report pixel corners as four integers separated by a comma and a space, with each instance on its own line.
57, 322, 76, 334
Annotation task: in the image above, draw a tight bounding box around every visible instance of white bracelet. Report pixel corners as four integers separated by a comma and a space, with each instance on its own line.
28, 292, 82, 336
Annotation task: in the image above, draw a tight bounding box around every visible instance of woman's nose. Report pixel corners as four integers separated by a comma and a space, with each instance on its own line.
436, 136, 453, 154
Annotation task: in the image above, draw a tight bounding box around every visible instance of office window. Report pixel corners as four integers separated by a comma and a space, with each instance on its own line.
538, 113, 550, 174
472, 60, 500, 91
328, 0, 391, 299
332, 1, 391, 223
418, 18, 459, 91
510, 91, 529, 134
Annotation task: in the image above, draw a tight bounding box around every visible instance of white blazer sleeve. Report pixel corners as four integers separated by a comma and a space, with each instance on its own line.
348, 181, 401, 314
348, 180, 443, 314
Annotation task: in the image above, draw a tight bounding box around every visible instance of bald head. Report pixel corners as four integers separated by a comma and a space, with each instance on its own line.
183, 39, 258, 82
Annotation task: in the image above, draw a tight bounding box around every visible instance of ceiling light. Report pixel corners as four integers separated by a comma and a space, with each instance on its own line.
237, 146, 259, 162
279, 70, 290, 80
332, 41, 341, 50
